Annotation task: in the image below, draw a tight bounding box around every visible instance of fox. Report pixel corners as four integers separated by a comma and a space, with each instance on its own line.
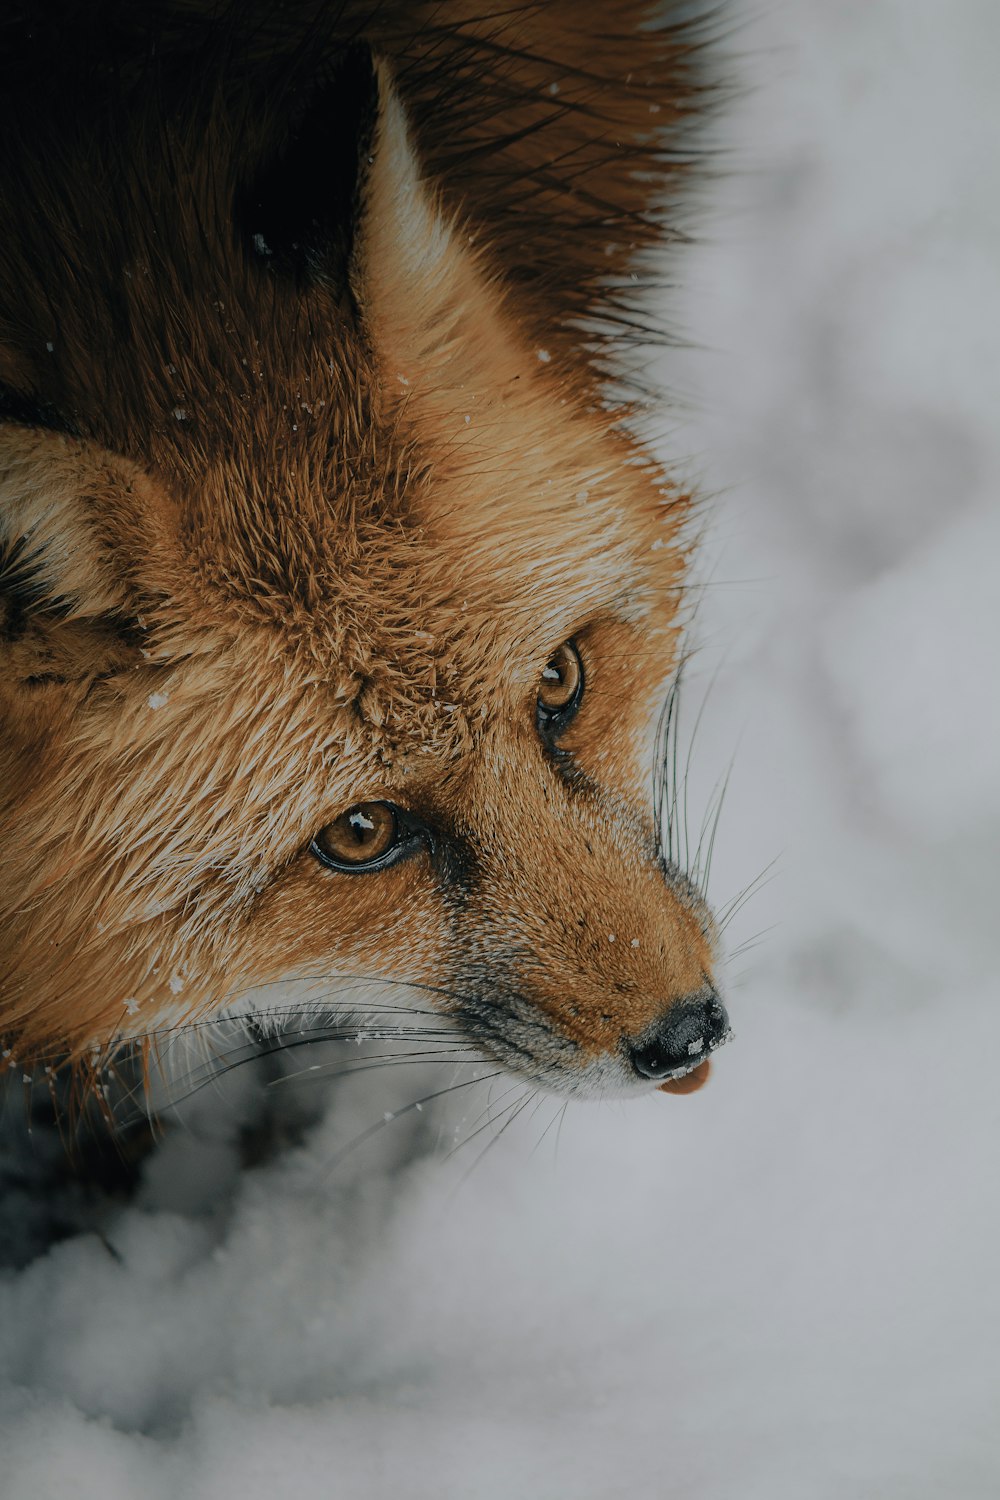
0, 0, 730, 1112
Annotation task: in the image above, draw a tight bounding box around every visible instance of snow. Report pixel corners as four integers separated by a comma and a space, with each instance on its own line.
2, 3, 999, 1496
825, 503, 1000, 834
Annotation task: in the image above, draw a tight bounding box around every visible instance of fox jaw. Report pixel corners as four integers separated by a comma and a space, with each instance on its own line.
0, 46, 729, 1103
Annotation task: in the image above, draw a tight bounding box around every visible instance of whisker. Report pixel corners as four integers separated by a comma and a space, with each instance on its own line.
454, 1076, 529, 1141
451, 1087, 540, 1189
445, 1084, 530, 1162
324, 1070, 504, 1176
140, 1026, 475, 1110
723, 925, 777, 963
531, 1097, 568, 1158
111, 1037, 372, 1119
554, 1099, 570, 1161
697, 754, 736, 898
670, 666, 683, 867
114, 970, 511, 1053
715, 859, 780, 933
268, 1048, 486, 1089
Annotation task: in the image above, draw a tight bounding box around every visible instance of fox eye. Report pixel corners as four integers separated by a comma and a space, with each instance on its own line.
310, 801, 402, 872
537, 640, 584, 735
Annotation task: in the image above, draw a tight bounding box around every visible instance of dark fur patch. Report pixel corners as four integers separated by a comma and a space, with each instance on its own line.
0, 386, 75, 437
235, 42, 379, 289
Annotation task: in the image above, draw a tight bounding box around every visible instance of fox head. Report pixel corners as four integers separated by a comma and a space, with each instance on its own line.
0, 33, 728, 1099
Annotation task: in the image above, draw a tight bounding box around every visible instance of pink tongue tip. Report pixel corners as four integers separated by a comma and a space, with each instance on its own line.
658, 1058, 712, 1095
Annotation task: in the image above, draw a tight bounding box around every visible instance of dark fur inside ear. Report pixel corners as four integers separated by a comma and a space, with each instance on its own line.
235, 42, 378, 288
0, 385, 75, 437
0, 537, 141, 687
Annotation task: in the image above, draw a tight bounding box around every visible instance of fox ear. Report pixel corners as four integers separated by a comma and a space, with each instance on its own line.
237, 50, 514, 401
351, 61, 520, 405
0, 429, 154, 688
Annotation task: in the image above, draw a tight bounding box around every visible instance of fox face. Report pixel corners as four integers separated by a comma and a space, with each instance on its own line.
0, 11, 729, 1099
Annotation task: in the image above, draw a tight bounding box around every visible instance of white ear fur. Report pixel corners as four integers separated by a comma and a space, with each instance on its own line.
363, 68, 454, 312
354, 64, 520, 402
0, 426, 159, 625
0, 432, 118, 615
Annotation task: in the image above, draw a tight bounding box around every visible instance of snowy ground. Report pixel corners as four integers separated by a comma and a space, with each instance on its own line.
2, 3, 998, 1496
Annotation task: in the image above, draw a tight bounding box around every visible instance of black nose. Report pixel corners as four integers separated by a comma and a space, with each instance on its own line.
629, 990, 731, 1080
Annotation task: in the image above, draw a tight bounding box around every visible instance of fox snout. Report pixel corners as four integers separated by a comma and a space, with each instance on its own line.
628, 987, 731, 1087
450, 922, 730, 1100
434, 740, 728, 1098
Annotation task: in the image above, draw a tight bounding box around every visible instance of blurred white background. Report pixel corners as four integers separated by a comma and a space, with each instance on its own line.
1, 3, 997, 1495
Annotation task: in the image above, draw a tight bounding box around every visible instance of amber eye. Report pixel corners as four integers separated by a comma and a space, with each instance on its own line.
537, 639, 584, 733
310, 801, 401, 873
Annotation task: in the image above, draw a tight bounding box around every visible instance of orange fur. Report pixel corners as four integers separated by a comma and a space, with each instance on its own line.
0, 1, 727, 1099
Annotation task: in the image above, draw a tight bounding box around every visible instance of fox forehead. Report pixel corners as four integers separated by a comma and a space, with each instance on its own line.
160, 403, 686, 762
170, 348, 685, 665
